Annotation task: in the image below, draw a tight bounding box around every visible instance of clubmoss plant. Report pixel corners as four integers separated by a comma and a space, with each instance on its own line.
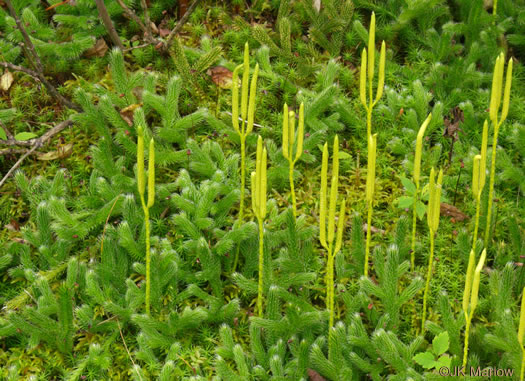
411, 113, 432, 271
421, 167, 443, 333
251, 136, 267, 317
519, 287, 525, 381
462, 249, 486, 368
359, 11, 386, 138
360, 12, 385, 277
364, 133, 377, 277
137, 126, 155, 315
282, 103, 304, 219
319, 135, 346, 330
485, 53, 512, 249
472, 121, 488, 255
232, 42, 260, 272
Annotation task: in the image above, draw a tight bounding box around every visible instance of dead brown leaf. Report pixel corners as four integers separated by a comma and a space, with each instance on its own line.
363, 223, 386, 235
119, 103, 143, 127
150, 22, 159, 35
5, 219, 20, 232
0, 70, 14, 91
84, 38, 108, 58
307, 369, 327, 381
159, 28, 170, 38
36, 143, 73, 161
207, 66, 233, 89
443, 106, 464, 142
440, 202, 469, 221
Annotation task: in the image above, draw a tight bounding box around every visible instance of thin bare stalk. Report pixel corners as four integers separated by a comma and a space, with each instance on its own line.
94, 0, 124, 50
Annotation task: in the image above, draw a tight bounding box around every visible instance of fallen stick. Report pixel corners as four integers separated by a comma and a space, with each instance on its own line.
0, 119, 74, 189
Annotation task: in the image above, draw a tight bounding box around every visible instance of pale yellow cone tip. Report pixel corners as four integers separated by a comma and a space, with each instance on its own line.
282, 103, 289, 160
462, 249, 476, 314
137, 133, 145, 196
360, 48, 367, 109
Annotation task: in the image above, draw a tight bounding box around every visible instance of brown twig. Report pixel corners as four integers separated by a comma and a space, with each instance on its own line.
0, 61, 80, 111
0, 144, 40, 189
115, 0, 201, 51
116, 319, 143, 381
114, 0, 158, 45
115, 0, 148, 32
140, 0, 153, 43
0, 119, 74, 189
5, 0, 43, 72
2, 2, 82, 111
0, 62, 39, 80
0, 119, 13, 140
0, 148, 32, 155
94, 0, 124, 50
123, 43, 151, 52
166, 0, 203, 46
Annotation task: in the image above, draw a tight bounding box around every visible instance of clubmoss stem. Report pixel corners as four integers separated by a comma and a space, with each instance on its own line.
365, 203, 373, 277
144, 208, 151, 315
472, 194, 481, 254
289, 162, 296, 219
421, 231, 435, 333
463, 312, 471, 368
410, 185, 419, 271
484, 125, 499, 249
232, 136, 246, 272
257, 217, 264, 317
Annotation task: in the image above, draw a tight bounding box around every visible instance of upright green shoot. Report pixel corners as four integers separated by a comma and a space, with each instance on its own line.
421, 168, 443, 332
251, 136, 267, 317
462, 249, 486, 368
364, 133, 377, 277
319, 136, 346, 330
232, 42, 260, 272
282, 103, 304, 219
485, 53, 512, 249
360, 12, 385, 277
359, 12, 386, 139
137, 127, 155, 315
472, 121, 488, 255
411, 113, 432, 271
